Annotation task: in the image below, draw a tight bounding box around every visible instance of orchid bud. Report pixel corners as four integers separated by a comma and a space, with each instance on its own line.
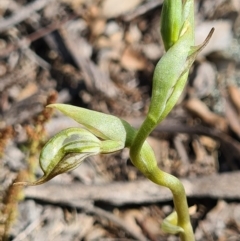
160, 0, 182, 51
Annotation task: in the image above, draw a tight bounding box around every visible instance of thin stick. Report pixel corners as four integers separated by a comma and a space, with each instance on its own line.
0, 0, 55, 32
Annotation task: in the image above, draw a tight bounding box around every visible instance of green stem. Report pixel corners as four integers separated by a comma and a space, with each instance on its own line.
129, 156, 194, 240
130, 115, 156, 160
130, 122, 194, 240
130, 88, 195, 240
149, 168, 194, 241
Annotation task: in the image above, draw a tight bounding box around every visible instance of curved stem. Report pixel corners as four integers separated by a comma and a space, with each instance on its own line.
128, 1, 197, 239
130, 147, 194, 240
129, 93, 195, 240
131, 143, 194, 240
149, 168, 194, 241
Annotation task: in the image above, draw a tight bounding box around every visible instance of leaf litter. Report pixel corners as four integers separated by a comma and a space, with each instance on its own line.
1, 0, 240, 240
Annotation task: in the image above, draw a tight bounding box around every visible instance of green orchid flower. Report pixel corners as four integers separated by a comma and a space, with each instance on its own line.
14, 103, 160, 187
30, 127, 101, 185
15, 1, 214, 240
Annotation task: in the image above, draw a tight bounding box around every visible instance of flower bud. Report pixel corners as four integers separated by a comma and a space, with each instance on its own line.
160, 0, 182, 51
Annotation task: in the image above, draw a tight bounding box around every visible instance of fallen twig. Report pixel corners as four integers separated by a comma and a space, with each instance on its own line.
24, 171, 240, 206
0, 0, 55, 33
123, 0, 164, 22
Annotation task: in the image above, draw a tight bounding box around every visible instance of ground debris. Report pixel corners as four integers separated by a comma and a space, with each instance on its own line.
1, 0, 240, 240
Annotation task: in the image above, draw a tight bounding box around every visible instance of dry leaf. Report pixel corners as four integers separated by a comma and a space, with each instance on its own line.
60, 0, 85, 8
85, 226, 107, 241
90, 18, 106, 37
121, 46, 147, 71
143, 216, 163, 236
102, 0, 144, 18
17, 83, 38, 101
199, 136, 218, 152
125, 25, 142, 44
143, 43, 162, 60
224, 97, 240, 138
192, 61, 216, 98
228, 85, 240, 114
147, 136, 169, 165
121, 209, 144, 236
195, 201, 240, 240
185, 98, 227, 131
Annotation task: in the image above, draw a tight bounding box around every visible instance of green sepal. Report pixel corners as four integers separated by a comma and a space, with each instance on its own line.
48, 104, 135, 146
